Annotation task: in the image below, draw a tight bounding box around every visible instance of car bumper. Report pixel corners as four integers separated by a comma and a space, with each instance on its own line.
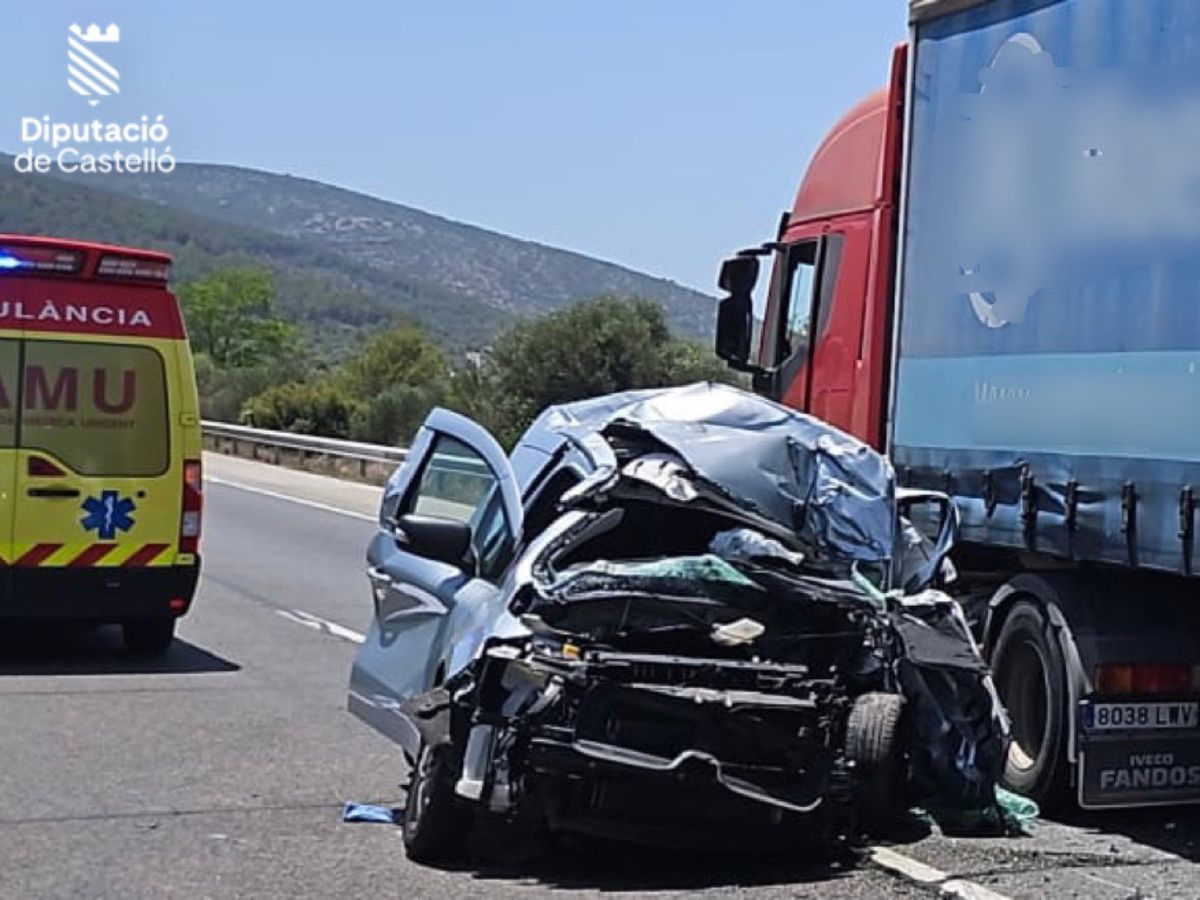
516, 680, 854, 843
0, 561, 200, 622
526, 737, 853, 849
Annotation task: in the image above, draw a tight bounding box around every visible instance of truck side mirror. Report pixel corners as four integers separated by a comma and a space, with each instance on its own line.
715, 255, 759, 369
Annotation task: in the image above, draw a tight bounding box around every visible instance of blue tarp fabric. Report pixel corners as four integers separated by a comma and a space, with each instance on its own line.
342, 803, 399, 825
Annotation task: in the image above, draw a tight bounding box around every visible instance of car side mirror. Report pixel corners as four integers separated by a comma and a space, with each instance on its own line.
394, 513, 476, 571
715, 255, 759, 369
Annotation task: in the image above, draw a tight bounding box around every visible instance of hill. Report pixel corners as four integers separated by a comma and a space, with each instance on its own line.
0, 160, 508, 355
0, 158, 716, 354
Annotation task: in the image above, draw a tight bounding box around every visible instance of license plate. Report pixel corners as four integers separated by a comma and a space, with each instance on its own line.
1083, 701, 1199, 731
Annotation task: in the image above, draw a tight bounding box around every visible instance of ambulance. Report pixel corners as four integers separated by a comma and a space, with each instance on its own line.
0, 235, 202, 653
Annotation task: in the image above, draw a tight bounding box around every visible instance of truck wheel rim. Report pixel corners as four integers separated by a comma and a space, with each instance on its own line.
1001, 638, 1048, 773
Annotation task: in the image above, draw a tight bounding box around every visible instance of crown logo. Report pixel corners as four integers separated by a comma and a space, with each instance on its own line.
67, 23, 121, 106
69, 23, 120, 43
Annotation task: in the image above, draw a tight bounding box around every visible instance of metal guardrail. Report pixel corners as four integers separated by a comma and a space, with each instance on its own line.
201, 422, 494, 492
202, 420, 407, 481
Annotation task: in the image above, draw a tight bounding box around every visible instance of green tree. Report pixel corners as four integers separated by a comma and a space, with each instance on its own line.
657, 339, 732, 384
337, 323, 447, 398
178, 268, 300, 367
240, 380, 356, 437
235, 298, 734, 447
239, 322, 449, 441
197, 359, 309, 422
350, 384, 440, 446
453, 296, 736, 446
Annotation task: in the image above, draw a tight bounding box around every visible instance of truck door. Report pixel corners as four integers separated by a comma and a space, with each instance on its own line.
764, 227, 868, 438
765, 237, 823, 410
806, 221, 869, 432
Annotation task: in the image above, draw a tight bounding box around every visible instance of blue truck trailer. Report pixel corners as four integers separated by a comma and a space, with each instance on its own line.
715, 0, 1200, 808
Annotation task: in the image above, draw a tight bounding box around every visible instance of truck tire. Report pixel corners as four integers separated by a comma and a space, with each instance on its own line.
991, 600, 1070, 807
846, 691, 904, 833
402, 739, 470, 864
122, 618, 175, 655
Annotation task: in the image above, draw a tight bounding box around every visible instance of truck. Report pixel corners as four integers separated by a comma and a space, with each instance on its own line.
714, 0, 1200, 810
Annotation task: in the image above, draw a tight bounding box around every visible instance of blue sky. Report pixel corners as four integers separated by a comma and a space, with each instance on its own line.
3, 2, 904, 293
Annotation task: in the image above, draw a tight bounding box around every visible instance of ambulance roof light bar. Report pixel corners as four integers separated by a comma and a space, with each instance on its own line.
0, 246, 84, 275
95, 254, 172, 283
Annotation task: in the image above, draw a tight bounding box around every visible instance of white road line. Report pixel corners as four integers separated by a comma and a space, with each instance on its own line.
870, 847, 1012, 900
277, 609, 366, 644
1082, 871, 1137, 893
207, 476, 377, 522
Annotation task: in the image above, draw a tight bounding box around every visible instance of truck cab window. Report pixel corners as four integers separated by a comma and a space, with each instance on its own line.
778, 241, 819, 364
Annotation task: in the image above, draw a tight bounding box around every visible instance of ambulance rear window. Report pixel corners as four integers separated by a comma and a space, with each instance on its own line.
20, 340, 169, 476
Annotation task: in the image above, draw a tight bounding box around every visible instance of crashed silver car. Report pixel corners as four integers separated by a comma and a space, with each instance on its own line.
348, 383, 1009, 861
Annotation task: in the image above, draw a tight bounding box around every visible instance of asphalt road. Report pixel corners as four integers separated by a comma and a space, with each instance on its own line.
2, 453, 1200, 899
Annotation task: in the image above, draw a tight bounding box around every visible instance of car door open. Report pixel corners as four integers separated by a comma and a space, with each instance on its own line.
349, 408, 523, 754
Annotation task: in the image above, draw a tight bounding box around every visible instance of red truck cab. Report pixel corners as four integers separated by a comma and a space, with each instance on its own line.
739, 45, 907, 451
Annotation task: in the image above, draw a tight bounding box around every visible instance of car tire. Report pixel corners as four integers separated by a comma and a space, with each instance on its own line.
402, 739, 470, 864
122, 618, 175, 655
846, 691, 904, 834
991, 600, 1070, 808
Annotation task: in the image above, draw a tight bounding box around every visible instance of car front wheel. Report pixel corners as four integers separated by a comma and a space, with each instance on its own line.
402, 739, 470, 864
846, 691, 904, 834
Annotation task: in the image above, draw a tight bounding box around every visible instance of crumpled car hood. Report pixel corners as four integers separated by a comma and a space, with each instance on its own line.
524, 382, 897, 564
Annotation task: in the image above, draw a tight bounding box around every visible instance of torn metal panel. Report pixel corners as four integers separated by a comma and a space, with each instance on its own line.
526, 383, 898, 567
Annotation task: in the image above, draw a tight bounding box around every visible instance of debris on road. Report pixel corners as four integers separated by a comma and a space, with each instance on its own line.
342, 803, 399, 825
996, 787, 1039, 830
924, 786, 1039, 838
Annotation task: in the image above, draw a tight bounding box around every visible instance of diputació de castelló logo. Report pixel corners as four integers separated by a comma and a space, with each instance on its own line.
13, 22, 175, 175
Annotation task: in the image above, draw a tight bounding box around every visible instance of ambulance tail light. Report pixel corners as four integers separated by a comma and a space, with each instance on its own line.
96, 254, 172, 283
1094, 663, 1200, 696
179, 459, 202, 554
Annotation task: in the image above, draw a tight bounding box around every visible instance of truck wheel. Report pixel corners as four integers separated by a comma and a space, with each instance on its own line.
991, 601, 1069, 807
122, 618, 175, 655
402, 739, 470, 864
846, 691, 904, 834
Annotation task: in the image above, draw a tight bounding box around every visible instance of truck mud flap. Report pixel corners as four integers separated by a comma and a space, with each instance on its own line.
1077, 700, 1200, 808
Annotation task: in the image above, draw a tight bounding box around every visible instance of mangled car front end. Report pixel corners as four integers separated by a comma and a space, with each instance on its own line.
348, 384, 1011, 861
445, 524, 902, 852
